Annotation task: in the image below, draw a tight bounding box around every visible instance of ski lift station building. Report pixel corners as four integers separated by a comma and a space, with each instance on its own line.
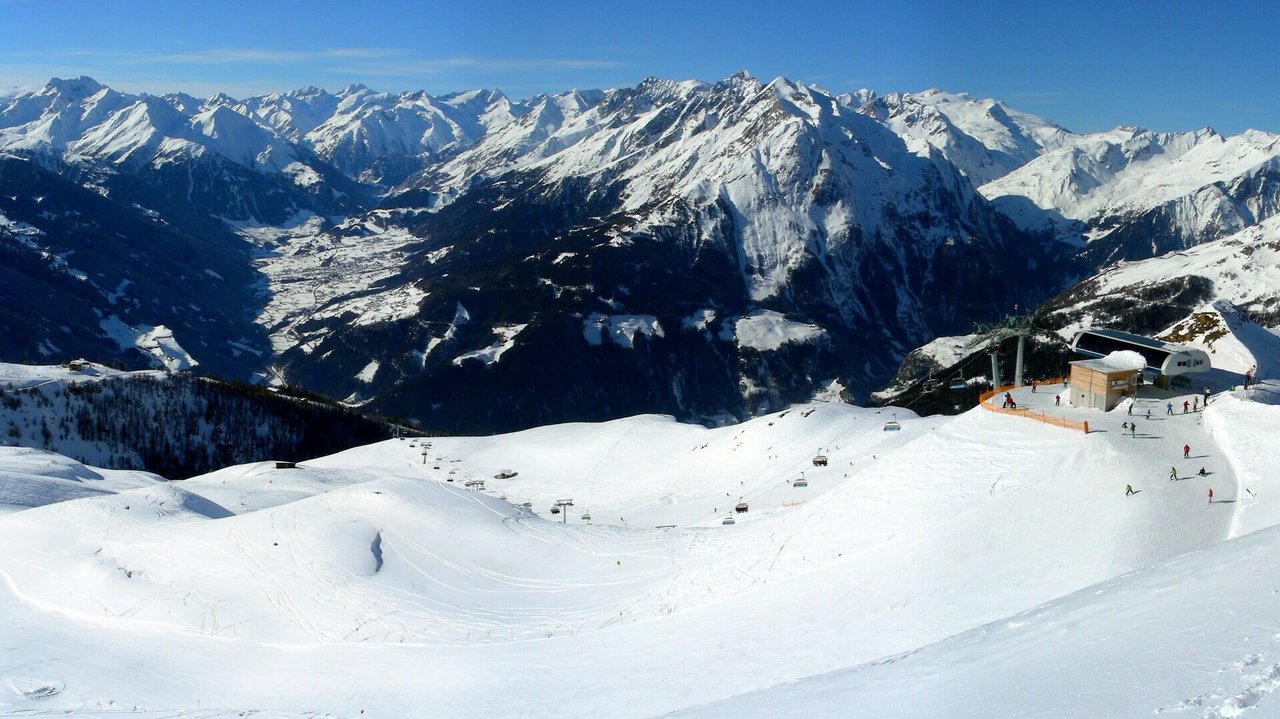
1071, 329, 1211, 386
1067, 329, 1211, 410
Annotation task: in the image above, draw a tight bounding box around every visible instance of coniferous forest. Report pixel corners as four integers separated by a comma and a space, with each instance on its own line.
0, 373, 402, 478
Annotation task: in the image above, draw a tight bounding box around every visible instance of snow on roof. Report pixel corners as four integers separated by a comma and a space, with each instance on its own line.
1072, 350, 1146, 374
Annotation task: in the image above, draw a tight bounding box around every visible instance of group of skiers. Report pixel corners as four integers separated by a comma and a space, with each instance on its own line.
1125, 392, 1220, 504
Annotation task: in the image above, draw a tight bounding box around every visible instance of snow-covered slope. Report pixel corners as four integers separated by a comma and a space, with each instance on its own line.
859, 88, 1073, 185
982, 125, 1280, 262
1040, 214, 1280, 350
0, 446, 162, 514
4, 353, 1278, 716
0, 361, 395, 478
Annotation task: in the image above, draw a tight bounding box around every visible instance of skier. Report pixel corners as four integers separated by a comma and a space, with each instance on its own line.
1146, 409, 1151, 420
1127, 402, 1133, 416
1170, 466, 1178, 481
1131, 424, 1137, 438
1183, 444, 1190, 459
1204, 387, 1212, 405
1193, 397, 1199, 411
1208, 488, 1214, 504
1122, 421, 1129, 432
1055, 395, 1061, 406
1198, 467, 1207, 477
1167, 401, 1174, 415
1031, 380, 1037, 393
1183, 400, 1190, 414
1126, 484, 1135, 496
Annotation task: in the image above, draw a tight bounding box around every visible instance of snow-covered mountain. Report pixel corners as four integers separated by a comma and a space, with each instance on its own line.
6, 73, 1280, 433
857, 88, 1073, 185
981, 124, 1280, 264
268, 72, 1068, 431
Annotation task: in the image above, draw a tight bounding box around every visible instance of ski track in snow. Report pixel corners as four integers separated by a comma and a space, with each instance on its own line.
2, 370, 1280, 716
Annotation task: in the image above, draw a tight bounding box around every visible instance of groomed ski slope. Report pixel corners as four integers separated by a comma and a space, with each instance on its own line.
1, 375, 1278, 716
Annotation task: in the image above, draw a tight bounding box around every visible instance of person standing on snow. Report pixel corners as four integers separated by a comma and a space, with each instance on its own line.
1193, 397, 1199, 411
1170, 466, 1178, 481
1183, 400, 1190, 414
1184, 444, 1190, 459
1167, 401, 1174, 415
1127, 402, 1133, 416
1208, 488, 1214, 504
1146, 409, 1151, 420
1055, 395, 1061, 406
1131, 424, 1137, 438
1126, 484, 1135, 496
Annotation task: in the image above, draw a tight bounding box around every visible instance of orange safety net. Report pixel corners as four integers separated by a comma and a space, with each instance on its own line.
978, 379, 1088, 434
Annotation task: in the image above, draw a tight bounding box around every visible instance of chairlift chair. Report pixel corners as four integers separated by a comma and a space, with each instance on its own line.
948, 374, 967, 390
550, 505, 561, 515
581, 512, 591, 522
812, 452, 828, 466
735, 502, 749, 513
883, 413, 901, 432
722, 516, 736, 526
793, 475, 808, 488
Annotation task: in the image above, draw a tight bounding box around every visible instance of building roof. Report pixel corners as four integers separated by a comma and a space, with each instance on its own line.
1080, 328, 1178, 352
1070, 357, 1143, 375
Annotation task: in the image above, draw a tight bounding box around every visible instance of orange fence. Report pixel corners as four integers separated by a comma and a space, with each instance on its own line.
978, 380, 1089, 434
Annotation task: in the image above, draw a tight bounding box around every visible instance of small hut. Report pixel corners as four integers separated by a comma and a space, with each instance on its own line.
1068, 351, 1144, 411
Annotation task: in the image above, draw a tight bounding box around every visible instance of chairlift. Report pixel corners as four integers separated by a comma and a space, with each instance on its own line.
722, 516, 736, 526
581, 512, 591, 522
812, 451, 828, 467
883, 413, 901, 432
735, 502, 749, 513
948, 374, 967, 390
550, 505, 561, 515
793, 476, 808, 488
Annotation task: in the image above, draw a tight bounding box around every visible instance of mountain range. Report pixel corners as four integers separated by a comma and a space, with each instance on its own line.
4, 73, 1280, 432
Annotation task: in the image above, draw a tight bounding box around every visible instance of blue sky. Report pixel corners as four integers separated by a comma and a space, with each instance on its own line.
2, 0, 1277, 134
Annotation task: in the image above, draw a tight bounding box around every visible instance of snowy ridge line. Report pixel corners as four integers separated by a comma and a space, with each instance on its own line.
978, 380, 1087, 434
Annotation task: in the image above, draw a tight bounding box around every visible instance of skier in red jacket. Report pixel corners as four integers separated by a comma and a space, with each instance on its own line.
1184, 444, 1190, 459
1208, 488, 1214, 504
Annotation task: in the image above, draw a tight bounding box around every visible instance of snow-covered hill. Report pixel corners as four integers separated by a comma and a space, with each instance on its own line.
0, 361, 397, 477
3, 355, 1278, 715
981, 125, 1280, 264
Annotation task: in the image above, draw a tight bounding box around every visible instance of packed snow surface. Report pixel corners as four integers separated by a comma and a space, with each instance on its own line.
3, 346, 1279, 716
